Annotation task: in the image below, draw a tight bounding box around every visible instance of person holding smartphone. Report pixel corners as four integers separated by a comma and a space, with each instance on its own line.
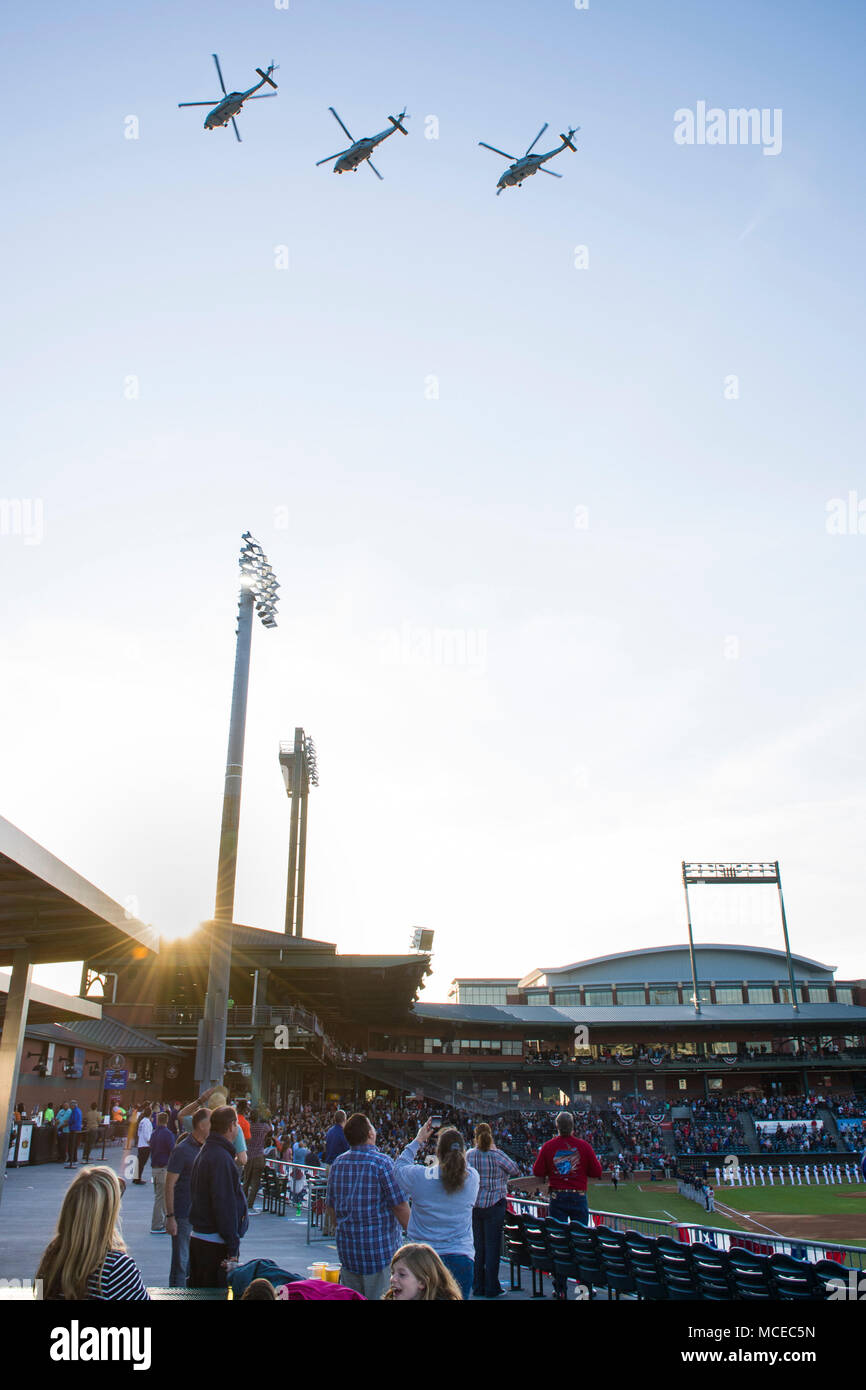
394, 1118, 479, 1299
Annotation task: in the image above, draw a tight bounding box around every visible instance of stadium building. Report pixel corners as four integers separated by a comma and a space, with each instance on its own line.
82, 930, 865, 1133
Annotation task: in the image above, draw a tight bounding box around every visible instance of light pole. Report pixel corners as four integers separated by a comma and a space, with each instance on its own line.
195, 533, 279, 1090
681, 861, 800, 1017
280, 730, 319, 936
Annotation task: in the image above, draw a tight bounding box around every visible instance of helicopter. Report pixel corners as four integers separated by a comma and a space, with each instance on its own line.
178, 54, 278, 143
316, 106, 408, 180
478, 122, 579, 194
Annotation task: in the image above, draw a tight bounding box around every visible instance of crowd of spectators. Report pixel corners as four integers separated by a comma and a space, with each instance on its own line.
828, 1093, 866, 1119
740, 1096, 823, 1121
840, 1123, 866, 1153
757, 1123, 836, 1154
672, 1099, 748, 1155
607, 1097, 666, 1163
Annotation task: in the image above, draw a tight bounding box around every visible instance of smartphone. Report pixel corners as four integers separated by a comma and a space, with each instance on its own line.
431, 1116, 442, 1130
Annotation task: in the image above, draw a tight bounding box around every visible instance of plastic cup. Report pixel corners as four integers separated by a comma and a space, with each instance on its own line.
308, 1262, 327, 1280
324, 1265, 341, 1283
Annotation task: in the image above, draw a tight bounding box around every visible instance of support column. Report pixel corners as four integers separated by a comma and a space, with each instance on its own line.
0, 949, 33, 1211
252, 1035, 264, 1108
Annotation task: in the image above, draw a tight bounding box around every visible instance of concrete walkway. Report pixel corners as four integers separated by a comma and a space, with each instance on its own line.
0, 1147, 558, 1300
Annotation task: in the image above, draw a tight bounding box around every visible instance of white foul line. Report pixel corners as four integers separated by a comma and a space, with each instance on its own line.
713, 1201, 784, 1238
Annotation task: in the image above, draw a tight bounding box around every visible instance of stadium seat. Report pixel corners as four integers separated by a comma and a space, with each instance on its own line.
769, 1253, 831, 1301
689, 1242, 733, 1298
543, 1221, 583, 1296
655, 1236, 702, 1301
811, 1259, 854, 1299
593, 1227, 638, 1300
504, 1214, 533, 1292
623, 1231, 666, 1300
727, 1247, 774, 1300
522, 1220, 553, 1298
567, 1225, 608, 1300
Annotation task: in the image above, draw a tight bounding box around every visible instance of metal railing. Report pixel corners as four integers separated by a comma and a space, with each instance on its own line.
148, 1003, 323, 1031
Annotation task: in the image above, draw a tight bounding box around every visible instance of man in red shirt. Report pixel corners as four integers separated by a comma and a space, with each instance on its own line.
532, 1111, 603, 1230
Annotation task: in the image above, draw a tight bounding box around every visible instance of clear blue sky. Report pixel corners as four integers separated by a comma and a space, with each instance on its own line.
2, 0, 865, 1001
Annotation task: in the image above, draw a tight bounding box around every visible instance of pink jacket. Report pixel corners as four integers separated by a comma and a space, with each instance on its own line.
275, 1280, 366, 1301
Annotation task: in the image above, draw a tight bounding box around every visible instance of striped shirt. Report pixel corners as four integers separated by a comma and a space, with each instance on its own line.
466, 1146, 521, 1207
85, 1251, 150, 1301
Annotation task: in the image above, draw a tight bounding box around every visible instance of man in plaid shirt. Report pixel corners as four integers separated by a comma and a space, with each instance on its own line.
325, 1112, 410, 1299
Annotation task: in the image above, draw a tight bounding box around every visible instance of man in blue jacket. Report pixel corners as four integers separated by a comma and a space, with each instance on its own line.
188, 1106, 249, 1289
65, 1101, 83, 1168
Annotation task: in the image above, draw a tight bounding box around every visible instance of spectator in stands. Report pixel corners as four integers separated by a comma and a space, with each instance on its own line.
82, 1102, 101, 1162
395, 1120, 480, 1299
65, 1101, 83, 1169
149, 1112, 175, 1233
466, 1122, 520, 1299
165, 1107, 211, 1288
383, 1243, 463, 1301
325, 1111, 410, 1300
189, 1106, 249, 1289
133, 1107, 152, 1184
244, 1110, 271, 1212
532, 1109, 602, 1294
36, 1165, 149, 1300
322, 1110, 349, 1236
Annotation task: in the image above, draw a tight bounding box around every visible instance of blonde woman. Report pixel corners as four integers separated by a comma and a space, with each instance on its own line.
383, 1244, 463, 1301
36, 1166, 149, 1300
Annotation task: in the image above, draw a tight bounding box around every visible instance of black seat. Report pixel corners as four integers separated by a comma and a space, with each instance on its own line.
655, 1237, 701, 1301
689, 1242, 733, 1300
728, 1247, 774, 1300
769, 1252, 829, 1301
522, 1220, 552, 1298
543, 1220, 582, 1298
504, 1214, 532, 1292
623, 1231, 666, 1300
594, 1227, 637, 1300
568, 1225, 607, 1300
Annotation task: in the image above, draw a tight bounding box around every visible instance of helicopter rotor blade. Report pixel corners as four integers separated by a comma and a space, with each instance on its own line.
177, 101, 220, 107
212, 54, 228, 96
524, 122, 548, 156
316, 148, 351, 166
245, 94, 278, 100
539, 166, 563, 177
231, 117, 242, 143
366, 158, 384, 180
479, 141, 516, 160
328, 107, 355, 143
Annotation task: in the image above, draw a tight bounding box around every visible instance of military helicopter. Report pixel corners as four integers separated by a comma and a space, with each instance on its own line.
478, 122, 579, 195
316, 106, 408, 180
178, 54, 278, 143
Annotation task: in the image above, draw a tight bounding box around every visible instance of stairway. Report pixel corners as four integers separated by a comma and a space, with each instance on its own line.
737, 1109, 760, 1152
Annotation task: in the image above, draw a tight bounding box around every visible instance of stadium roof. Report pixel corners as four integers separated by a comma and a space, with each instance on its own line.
412, 1001, 866, 1027
24, 1019, 184, 1057
0, 815, 157, 966
520, 943, 835, 987
0, 972, 102, 1027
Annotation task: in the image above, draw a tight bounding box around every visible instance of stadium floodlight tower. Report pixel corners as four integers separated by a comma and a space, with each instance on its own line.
279, 729, 319, 937
681, 861, 800, 1017
195, 533, 280, 1090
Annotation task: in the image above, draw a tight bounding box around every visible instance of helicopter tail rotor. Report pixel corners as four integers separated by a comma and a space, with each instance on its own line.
559, 127, 579, 152
388, 109, 409, 135
256, 65, 279, 89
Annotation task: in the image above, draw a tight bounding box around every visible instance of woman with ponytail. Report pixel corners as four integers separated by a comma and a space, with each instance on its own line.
394, 1118, 479, 1299
466, 1123, 520, 1298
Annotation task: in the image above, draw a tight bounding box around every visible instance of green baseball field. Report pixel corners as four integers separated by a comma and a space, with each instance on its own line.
585, 1178, 866, 1248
